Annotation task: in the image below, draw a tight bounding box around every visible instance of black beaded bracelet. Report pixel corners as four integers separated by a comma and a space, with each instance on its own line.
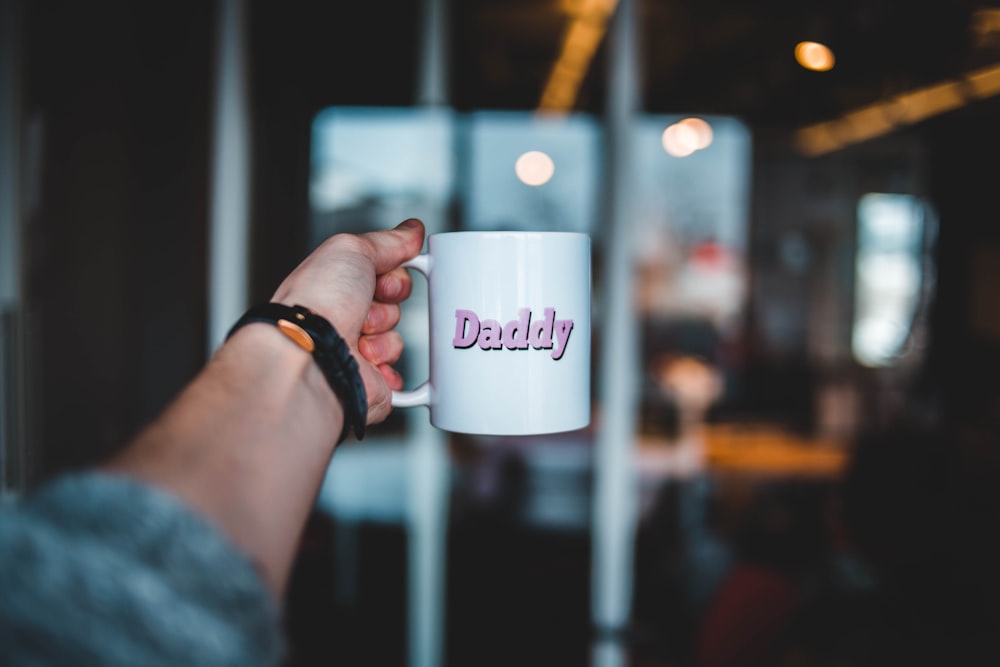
226, 303, 367, 443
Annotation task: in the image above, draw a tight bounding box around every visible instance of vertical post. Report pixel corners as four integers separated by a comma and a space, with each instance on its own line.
591, 0, 640, 665
0, 0, 26, 497
408, 2, 450, 667
407, 417, 448, 667
208, 0, 252, 354
417, 0, 448, 108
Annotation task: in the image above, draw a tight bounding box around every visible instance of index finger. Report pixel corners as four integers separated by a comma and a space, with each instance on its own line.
374, 266, 414, 304
360, 218, 426, 275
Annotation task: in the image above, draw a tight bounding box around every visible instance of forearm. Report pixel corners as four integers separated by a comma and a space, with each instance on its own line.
101, 220, 424, 601
105, 323, 344, 598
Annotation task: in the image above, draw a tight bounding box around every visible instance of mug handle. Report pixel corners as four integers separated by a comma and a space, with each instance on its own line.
391, 254, 432, 408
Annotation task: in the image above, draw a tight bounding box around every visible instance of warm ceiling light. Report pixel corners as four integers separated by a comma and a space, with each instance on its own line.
515, 150, 555, 186
661, 118, 713, 157
795, 41, 835, 72
661, 123, 698, 157
679, 117, 713, 149
793, 62, 1000, 156
966, 62, 1000, 98
539, 0, 619, 112
972, 9, 1000, 43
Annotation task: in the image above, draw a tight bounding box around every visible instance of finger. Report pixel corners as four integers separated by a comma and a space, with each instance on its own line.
362, 302, 401, 334
374, 266, 413, 304
359, 218, 425, 274
362, 364, 399, 424
358, 331, 403, 366
378, 364, 404, 391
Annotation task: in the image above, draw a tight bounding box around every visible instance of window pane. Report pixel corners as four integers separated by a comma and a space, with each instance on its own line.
852, 193, 926, 367
310, 106, 455, 243
633, 115, 752, 331
463, 110, 600, 233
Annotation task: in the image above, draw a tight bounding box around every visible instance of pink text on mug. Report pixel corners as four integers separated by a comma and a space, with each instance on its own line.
451, 307, 574, 360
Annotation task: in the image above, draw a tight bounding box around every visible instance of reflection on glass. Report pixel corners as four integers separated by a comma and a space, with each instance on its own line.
852, 193, 926, 367
634, 115, 752, 332
633, 115, 751, 439
310, 106, 454, 245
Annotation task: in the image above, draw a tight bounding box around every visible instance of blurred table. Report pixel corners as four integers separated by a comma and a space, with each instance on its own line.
637, 422, 849, 481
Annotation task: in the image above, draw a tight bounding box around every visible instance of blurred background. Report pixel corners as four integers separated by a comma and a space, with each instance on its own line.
2, 1, 1000, 666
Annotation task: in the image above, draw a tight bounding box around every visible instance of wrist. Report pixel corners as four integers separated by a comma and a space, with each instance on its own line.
224, 324, 345, 420
226, 303, 368, 443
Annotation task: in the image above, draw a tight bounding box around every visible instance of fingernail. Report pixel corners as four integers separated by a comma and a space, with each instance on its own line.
398, 218, 421, 229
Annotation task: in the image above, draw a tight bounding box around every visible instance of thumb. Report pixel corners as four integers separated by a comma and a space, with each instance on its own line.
360, 219, 425, 274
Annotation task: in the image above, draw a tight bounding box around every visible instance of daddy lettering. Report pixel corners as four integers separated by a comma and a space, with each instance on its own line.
452, 308, 574, 360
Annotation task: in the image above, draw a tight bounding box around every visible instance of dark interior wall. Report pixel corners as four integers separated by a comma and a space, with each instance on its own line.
245, 0, 422, 301
743, 101, 1000, 435
19, 0, 424, 483
22, 1, 216, 483
923, 97, 1000, 426
742, 133, 933, 432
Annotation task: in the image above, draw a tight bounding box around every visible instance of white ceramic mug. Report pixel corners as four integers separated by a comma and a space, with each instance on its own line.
391, 231, 591, 435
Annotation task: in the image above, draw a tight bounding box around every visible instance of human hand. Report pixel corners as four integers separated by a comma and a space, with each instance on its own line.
270, 218, 425, 423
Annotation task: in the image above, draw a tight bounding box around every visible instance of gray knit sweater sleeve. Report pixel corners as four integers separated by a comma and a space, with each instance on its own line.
0, 472, 285, 667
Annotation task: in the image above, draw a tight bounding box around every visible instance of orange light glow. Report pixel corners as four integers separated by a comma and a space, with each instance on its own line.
793, 63, 1000, 156
539, 0, 619, 112
795, 41, 835, 72
965, 63, 1000, 98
